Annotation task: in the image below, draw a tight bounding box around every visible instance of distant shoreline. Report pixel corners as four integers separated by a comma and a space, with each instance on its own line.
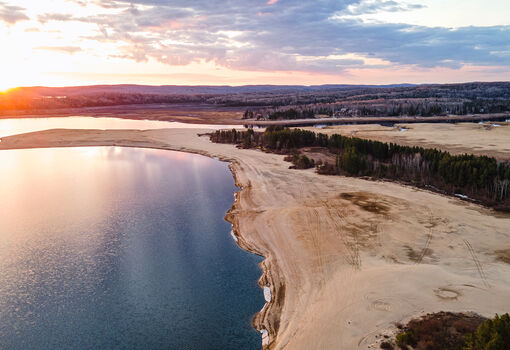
0, 103, 246, 125
1, 106, 508, 128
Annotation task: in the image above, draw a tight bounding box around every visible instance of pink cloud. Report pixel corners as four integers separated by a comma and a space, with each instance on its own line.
267, 0, 278, 5
145, 20, 184, 32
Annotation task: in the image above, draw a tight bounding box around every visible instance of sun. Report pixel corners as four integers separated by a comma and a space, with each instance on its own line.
0, 68, 72, 92
0, 68, 30, 92
0, 80, 18, 93
0, 86, 19, 94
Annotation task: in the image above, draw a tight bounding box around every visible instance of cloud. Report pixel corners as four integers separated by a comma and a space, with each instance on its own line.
35, 46, 82, 54
35, 0, 510, 73
38, 13, 74, 23
0, 1, 29, 24
340, 0, 426, 16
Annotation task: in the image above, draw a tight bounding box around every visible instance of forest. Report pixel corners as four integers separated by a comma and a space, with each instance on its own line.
250, 98, 510, 120
3, 83, 510, 120
239, 82, 510, 120
391, 312, 510, 350
210, 127, 510, 211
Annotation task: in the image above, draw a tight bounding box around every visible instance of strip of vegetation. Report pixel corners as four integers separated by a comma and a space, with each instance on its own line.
246, 98, 510, 120
387, 312, 510, 350
210, 127, 510, 211
240, 82, 510, 120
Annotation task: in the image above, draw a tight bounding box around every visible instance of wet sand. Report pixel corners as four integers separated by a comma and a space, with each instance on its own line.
1, 128, 510, 349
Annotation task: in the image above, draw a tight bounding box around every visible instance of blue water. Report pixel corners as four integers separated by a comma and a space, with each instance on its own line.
0, 147, 263, 349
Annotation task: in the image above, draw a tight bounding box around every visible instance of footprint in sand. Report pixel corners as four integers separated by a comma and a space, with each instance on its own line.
434, 287, 461, 300
371, 299, 392, 311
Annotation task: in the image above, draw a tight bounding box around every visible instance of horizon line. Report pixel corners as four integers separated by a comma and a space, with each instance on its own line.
7, 80, 510, 91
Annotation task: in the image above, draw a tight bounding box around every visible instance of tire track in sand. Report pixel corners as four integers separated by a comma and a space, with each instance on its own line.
305, 208, 326, 287
463, 239, 490, 288
320, 199, 361, 270
415, 210, 434, 264
415, 229, 433, 264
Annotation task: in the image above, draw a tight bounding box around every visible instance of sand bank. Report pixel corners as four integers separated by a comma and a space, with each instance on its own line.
304, 122, 510, 160
1, 128, 510, 349
244, 114, 510, 128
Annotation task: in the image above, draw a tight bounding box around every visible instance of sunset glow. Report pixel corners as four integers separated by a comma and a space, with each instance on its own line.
1, 0, 510, 89
2, 2, 510, 349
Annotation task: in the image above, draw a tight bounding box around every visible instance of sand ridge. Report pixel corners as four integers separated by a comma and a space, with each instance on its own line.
1, 127, 510, 349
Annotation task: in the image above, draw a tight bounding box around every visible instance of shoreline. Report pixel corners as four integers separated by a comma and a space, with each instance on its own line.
1, 109, 509, 128
0, 104, 246, 125
0, 129, 281, 348
2, 128, 510, 349
225, 160, 281, 348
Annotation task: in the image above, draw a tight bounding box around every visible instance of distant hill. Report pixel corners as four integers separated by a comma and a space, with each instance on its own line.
8, 84, 418, 97
2, 82, 509, 117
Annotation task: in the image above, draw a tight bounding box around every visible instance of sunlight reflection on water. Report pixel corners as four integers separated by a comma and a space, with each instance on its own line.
0, 147, 263, 349
0, 116, 241, 137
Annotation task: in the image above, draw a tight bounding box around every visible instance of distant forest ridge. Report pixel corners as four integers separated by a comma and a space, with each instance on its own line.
2, 82, 510, 117
5, 83, 417, 97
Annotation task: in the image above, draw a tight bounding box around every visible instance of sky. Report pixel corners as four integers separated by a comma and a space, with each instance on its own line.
1, 0, 509, 90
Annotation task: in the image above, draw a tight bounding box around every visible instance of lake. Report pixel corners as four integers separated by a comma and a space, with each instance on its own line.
0, 146, 263, 349
0, 116, 240, 138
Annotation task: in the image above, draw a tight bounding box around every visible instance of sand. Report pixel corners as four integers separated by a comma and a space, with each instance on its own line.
1, 127, 510, 349
306, 122, 510, 160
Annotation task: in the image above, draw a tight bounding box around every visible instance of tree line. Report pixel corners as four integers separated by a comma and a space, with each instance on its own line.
0, 93, 210, 111
243, 99, 510, 120
210, 127, 510, 210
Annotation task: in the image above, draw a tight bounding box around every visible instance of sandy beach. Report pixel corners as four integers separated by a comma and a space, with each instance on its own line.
306, 122, 510, 160
1, 127, 510, 349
